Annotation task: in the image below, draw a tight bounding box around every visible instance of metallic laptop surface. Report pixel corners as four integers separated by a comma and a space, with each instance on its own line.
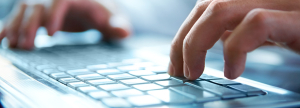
0, 34, 299, 108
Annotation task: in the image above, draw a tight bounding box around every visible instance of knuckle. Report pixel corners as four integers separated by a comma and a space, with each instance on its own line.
194, 0, 211, 11
246, 8, 270, 25
209, 0, 229, 14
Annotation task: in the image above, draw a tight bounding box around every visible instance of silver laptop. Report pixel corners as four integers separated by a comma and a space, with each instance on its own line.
0, 33, 299, 108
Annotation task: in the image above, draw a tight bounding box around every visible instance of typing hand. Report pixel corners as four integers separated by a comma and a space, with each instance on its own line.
168, 0, 300, 80
0, 0, 131, 50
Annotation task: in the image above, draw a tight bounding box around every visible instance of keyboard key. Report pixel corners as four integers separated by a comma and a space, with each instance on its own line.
43, 69, 62, 75
186, 81, 246, 99
111, 89, 144, 97
86, 64, 108, 70
88, 91, 111, 99
36, 65, 56, 71
170, 86, 220, 102
68, 82, 90, 88
78, 86, 100, 93
228, 85, 266, 96
102, 98, 132, 107
133, 84, 163, 91
117, 66, 142, 71
147, 89, 194, 104
122, 58, 142, 64
76, 74, 104, 80
66, 69, 94, 76
155, 80, 184, 87
198, 74, 222, 80
87, 79, 115, 85
145, 66, 167, 73
120, 79, 148, 85
133, 62, 154, 67
97, 69, 123, 75
108, 62, 131, 67
128, 70, 156, 76
50, 73, 72, 79
141, 74, 170, 81
210, 79, 241, 85
58, 66, 85, 71
107, 74, 135, 80
58, 78, 80, 84
99, 84, 130, 91
127, 95, 162, 106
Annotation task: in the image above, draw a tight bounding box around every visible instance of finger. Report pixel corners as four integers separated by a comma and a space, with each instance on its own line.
182, 0, 239, 80
168, 0, 212, 77
0, 28, 6, 42
223, 9, 300, 79
220, 31, 276, 46
19, 4, 44, 50
44, 0, 69, 36
7, 3, 27, 48
89, 0, 131, 40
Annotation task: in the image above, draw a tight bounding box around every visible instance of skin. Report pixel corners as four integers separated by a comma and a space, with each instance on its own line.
168, 0, 300, 80
0, 0, 131, 50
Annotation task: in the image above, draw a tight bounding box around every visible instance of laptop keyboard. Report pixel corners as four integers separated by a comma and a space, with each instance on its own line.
0, 45, 267, 107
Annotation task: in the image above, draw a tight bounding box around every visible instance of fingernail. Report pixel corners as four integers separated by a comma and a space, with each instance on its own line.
168, 62, 175, 76
184, 63, 190, 78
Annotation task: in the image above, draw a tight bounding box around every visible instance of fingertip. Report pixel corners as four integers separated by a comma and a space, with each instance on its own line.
223, 56, 246, 80
183, 52, 205, 80
182, 52, 205, 80
46, 28, 55, 36
185, 64, 204, 80
0, 29, 6, 41
168, 62, 175, 76
113, 27, 131, 39
19, 37, 34, 50
45, 20, 59, 36
224, 63, 236, 80
8, 36, 17, 48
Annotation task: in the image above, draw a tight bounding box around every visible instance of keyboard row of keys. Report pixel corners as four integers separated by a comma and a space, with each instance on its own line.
87, 79, 116, 85
35, 60, 161, 73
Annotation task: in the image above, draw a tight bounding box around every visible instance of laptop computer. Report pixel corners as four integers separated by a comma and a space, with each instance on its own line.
0, 32, 299, 108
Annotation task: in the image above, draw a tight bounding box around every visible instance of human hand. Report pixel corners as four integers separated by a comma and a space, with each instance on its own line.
0, 0, 131, 50
168, 0, 300, 80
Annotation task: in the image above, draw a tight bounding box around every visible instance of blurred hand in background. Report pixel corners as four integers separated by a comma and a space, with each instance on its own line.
0, 0, 131, 50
